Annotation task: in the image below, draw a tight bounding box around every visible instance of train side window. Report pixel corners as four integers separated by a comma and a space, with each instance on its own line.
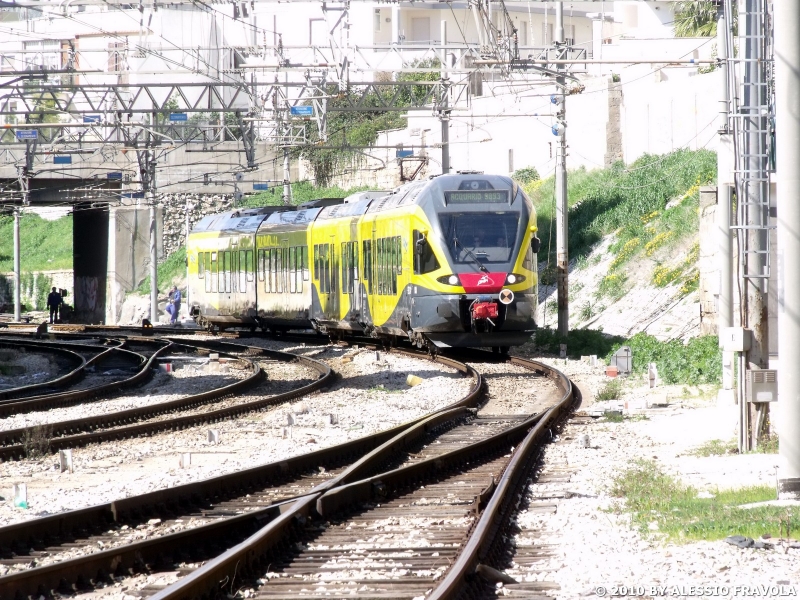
198, 253, 205, 279
226, 251, 233, 293
289, 247, 297, 293
238, 250, 245, 291
257, 250, 265, 282
396, 236, 402, 275
276, 248, 282, 293
362, 240, 372, 294
270, 248, 277, 293
378, 238, 385, 295
352, 241, 359, 282
210, 252, 218, 293
340, 243, 348, 294
301, 247, 309, 282
413, 230, 440, 274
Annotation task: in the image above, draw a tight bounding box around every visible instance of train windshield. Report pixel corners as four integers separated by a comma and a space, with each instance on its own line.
439, 212, 519, 266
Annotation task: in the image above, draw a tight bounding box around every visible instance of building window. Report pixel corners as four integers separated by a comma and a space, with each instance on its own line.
374, 8, 381, 32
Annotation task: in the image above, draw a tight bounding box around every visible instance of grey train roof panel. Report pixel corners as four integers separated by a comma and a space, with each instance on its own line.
191, 206, 292, 234
258, 207, 324, 231
318, 197, 373, 220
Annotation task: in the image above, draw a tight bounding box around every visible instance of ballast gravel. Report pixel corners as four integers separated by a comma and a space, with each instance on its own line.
501, 351, 799, 599
0, 342, 468, 528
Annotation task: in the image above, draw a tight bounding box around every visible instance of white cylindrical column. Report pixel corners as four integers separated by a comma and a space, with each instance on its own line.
775, 0, 800, 498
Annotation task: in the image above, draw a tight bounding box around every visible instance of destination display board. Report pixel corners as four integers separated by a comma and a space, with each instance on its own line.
444, 190, 509, 205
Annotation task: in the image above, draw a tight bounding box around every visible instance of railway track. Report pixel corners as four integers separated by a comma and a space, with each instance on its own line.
0, 348, 576, 600
0, 338, 332, 461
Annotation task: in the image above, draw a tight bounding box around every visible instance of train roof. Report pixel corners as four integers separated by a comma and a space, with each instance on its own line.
191, 206, 293, 234
257, 206, 324, 231
297, 197, 345, 209
318, 197, 373, 220
364, 174, 517, 214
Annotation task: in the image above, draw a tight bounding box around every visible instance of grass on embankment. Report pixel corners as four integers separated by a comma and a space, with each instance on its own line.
611, 460, 799, 542
526, 148, 717, 262
136, 246, 186, 295
0, 213, 73, 272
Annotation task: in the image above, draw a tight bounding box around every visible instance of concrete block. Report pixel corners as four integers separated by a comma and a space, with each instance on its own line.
605, 365, 619, 378
59, 449, 73, 473
207, 429, 220, 445
406, 374, 423, 387
179, 453, 191, 468
287, 413, 296, 426
327, 413, 339, 425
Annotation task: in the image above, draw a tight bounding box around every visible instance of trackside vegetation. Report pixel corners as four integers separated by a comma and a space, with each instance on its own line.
0, 213, 73, 272
611, 460, 800, 542
532, 329, 721, 386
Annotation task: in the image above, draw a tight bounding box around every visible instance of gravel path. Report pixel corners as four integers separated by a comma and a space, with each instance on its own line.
499, 353, 800, 599
0, 342, 467, 527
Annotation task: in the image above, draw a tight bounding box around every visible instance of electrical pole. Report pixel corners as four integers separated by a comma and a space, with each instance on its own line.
185, 196, 191, 310
440, 19, 450, 175
12, 208, 20, 323
739, 0, 770, 451
13, 141, 33, 322
555, 1, 569, 338
775, 0, 800, 499
142, 151, 158, 324
717, 2, 734, 395
282, 148, 291, 205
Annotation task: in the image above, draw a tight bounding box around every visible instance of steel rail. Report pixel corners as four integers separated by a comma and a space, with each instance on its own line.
427, 357, 577, 600
148, 358, 570, 600
0, 350, 482, 599
0, 343, 273, 460
0, 345, 150, 416
0, 339, 88, 400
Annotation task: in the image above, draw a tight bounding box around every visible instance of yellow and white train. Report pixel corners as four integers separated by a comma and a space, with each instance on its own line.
187, 173, 540, 351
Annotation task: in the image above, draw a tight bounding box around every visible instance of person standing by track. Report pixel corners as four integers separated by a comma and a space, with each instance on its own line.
47, 287, 63, 324
169, 285, 181, 325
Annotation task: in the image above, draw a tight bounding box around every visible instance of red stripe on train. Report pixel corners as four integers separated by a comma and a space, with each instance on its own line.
458, 272, 506, 294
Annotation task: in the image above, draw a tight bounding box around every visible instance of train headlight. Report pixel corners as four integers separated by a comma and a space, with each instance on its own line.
505, 273, 526, 285
507, 274, 517, 284
436, 275, 463, 287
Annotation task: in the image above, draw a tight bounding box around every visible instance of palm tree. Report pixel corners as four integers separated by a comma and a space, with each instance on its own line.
673, 0, 720, 37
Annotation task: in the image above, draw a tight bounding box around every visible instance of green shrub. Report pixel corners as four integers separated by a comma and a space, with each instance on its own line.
596, 379, 623, 401
607, 333, 721, 385
513, 166, 540, 183
534, 327, 625, 358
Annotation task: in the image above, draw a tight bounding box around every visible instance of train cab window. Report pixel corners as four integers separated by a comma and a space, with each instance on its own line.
198, 253, 205, 279
413, 230, 440, 274
210, 252, 218, 293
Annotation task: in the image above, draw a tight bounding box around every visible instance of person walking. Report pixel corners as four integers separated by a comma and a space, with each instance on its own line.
170, 285, 181, 325
47, 287, 63, 324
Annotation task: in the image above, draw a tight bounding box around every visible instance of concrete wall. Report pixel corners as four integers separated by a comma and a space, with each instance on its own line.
106, 206, 162, 324
161, 193, 235, 257
0, 270, 72, 311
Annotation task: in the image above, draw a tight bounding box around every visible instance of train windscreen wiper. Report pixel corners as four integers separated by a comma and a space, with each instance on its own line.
454, 237, 489, 273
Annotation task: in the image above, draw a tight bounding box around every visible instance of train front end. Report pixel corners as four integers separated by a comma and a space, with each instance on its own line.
411, 174, 539, 349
